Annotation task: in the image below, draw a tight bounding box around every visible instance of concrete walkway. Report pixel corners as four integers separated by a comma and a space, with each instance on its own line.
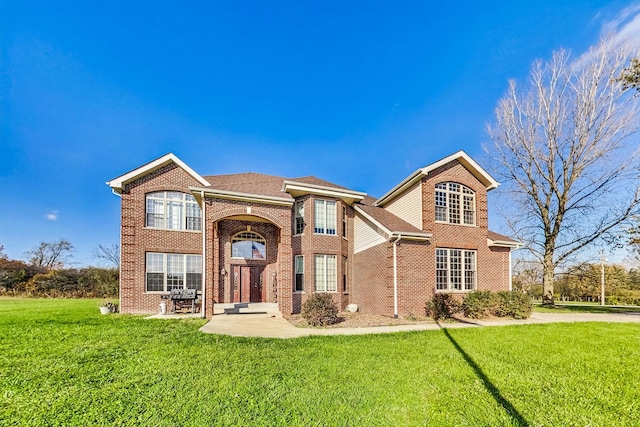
198, 310, 640, 339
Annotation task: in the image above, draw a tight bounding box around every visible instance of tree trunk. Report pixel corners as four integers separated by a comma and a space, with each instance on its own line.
542, 255, 555, 307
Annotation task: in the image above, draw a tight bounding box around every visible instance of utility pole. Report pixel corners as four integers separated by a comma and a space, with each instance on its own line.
600, 250, 606, 306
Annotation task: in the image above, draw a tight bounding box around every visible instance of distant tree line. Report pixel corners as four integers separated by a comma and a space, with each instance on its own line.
0, 239, 119, 298
513, 260, 640, 305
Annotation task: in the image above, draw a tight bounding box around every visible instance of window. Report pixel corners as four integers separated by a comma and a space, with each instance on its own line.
294, 255, 304, 292
436, 248, 476, 291
231, 231, 266, 259
145, 253, 202, 292
434, 183, 475, 225
342, 256, 348, 292
294, 201, 305, 235
314, 254, 337, 292
342, 205, 347, 238
314, 200, 337, 235
145, 191, 202, 231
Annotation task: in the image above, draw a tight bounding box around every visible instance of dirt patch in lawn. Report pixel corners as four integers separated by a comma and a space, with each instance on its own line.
288, 311, 435, 328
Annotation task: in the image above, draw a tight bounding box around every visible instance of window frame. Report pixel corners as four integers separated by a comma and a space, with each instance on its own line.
294, 255, 304, 292
314, 254, 337, 292
314, 199, 337, 235
434, 183, 476, 226
145, 191, 202, 231
435, 248, 476, 292
231, 231, 267, 260
145, 253, 202, 293
294, 200, 305, 235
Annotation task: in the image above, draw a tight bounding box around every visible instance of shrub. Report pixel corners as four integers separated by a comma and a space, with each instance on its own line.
462, 291, 499, 318
302, 293, 339, 326
425, 294, 461, 320
496, 291, 532, 319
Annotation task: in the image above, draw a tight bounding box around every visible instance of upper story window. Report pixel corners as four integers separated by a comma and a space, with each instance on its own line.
294, 201, 305, 235
435, 183, 475, 225
146, 191, 202, 231
314, 199, 337, 235
231, 231, 266, 259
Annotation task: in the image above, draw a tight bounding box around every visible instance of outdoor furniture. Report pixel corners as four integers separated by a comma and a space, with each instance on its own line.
167, 288, 199, 313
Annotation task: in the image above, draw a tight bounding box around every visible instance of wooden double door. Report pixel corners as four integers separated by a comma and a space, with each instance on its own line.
232, 265, 265, 303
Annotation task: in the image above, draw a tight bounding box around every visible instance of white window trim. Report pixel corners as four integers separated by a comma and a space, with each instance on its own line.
145, 191, 202, 231
294, 255, 304, 292
435, 248, 477, 292
314, 254, 338, 292
294, 200, 305, 236
230, 231, 267, 260
145, 252, 202, 293
314, 199, 337, 235
434, 183, 476, 226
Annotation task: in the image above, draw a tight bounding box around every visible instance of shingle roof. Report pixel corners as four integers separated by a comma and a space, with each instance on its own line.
200, 173, 353, 199
487, 230, 520, 244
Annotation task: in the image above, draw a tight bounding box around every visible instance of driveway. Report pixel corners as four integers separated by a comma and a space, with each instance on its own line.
198, 310, 640, 339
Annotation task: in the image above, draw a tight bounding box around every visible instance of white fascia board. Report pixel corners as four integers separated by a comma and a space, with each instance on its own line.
353, 205, 393, 238
390, 231, 432, 241
282, 181, 366, 203
107, 153, 210, 193
422, 150, 499, 191
374, 169, 423, 207
487, 238, 522, 249
190, 186, 294, 206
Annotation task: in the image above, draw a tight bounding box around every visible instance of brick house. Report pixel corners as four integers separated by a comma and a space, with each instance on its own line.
107, 150, 519, 318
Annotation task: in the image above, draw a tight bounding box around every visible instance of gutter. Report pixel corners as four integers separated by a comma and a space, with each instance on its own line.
392, 235, 402, 319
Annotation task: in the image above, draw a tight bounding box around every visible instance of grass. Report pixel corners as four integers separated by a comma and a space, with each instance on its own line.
1, 298, 640, 426
533, 301, 640, 314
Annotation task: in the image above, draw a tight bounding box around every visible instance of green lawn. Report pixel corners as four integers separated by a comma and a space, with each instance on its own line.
1, 298, 639, 426
533, 301, 640, 314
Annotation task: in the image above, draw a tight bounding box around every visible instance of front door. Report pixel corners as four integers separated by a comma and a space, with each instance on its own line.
232, 265, 263, 303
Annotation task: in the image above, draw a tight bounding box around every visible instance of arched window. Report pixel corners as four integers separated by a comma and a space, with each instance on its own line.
435, 182, 475, 225
146, 191, 201, 231
231, 231, 266, 259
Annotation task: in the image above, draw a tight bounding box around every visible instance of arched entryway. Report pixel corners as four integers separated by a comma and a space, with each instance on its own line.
230, 231, 267, 303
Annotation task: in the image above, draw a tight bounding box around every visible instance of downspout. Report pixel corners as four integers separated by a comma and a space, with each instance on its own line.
201, 190, 207, 318
393, 234, 401, 319
508, 249, 513, 292
111, 189, 123, 313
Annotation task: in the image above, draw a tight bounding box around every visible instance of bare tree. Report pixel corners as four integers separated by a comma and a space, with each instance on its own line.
91, 243, 120, 268
25, 239, 74, 270
487, 38, 640, 306
0, 243, 6, 260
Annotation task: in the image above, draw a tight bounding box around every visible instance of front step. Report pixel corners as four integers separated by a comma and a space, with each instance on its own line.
214, 302, 280, 316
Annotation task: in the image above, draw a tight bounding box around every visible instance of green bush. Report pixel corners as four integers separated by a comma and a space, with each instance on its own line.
425, 294, 461, 320
460, 291, 532, 319
496, 291, 532, 319
302, 293, 339, 326
462, 291, 499, 318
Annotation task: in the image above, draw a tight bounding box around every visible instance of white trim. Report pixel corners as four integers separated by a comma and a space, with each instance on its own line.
201, 190, 206, 318
375, 150, 499, 207
107, 153, 210, 193
487, 238, 522, 248
189, 186, 294, 206
282, 181, 366, 204
352, 205, 432, 241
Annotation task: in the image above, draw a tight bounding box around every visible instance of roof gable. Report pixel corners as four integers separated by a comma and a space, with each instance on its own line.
375, 150, 499, 207
107, 153, 210, 194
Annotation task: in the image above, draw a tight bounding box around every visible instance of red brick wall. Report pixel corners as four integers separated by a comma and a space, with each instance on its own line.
422, 160, 511, 296
291, 195, 353, 314
352, 242, 391, 315
203, 197, 292, 317
120, 163, 203, 315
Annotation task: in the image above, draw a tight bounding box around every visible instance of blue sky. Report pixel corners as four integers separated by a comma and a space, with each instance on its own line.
1, 1, 639, 266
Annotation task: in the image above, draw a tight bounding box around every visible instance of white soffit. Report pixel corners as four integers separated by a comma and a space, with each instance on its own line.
282, 181, 366, 205
107, 153, 210, 193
